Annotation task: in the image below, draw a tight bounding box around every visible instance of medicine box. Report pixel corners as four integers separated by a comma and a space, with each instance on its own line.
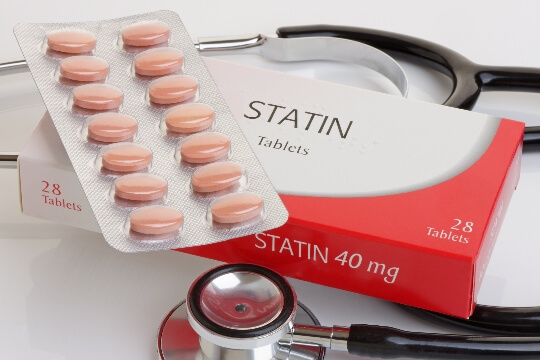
18, 57, 524, 318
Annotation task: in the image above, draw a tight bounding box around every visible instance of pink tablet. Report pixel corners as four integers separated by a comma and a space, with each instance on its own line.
60, 56, 109, 82
129, 206, 183, 235
87, 113, 137, 143
114, 174, 167, 201
192, 162, 243, 193
210, 193, 263, 224
72, 84, 123, 110
101, 145, 152, 172
122, 21, 170, 47
165, 103, 214, 134
148, 75, 198, 105
180, 133, 230, 164
47, 30, 96, 53
134, 48, 183, 76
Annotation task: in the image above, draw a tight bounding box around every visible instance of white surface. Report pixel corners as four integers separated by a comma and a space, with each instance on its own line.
1, 1, 540, 359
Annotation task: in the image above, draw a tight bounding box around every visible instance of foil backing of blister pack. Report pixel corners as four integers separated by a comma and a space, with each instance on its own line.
14, 10, 288, 252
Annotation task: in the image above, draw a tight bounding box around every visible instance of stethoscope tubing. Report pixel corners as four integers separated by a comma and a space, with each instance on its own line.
403, 304, 540, 335
347, 324, 540, 359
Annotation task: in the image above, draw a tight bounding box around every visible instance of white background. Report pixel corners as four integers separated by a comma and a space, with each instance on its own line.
1, 1, 540, 359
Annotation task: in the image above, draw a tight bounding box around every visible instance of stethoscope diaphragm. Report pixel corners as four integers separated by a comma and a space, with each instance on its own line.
158, 264, 324, 360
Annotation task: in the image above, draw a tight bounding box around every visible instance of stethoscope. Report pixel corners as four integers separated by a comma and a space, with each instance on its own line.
159, 263, 540, 360
1, 25, 540, 358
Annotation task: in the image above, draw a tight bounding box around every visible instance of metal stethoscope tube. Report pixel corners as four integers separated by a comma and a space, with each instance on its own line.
175, 263, 540, 360
0, 33, 409, 95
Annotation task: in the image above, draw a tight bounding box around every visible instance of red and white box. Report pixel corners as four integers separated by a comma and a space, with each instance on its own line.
18, 58, 524, 318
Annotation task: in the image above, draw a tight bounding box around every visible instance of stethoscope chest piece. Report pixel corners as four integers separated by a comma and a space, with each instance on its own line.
158, 263, 540, 360
158, 264, 325, 360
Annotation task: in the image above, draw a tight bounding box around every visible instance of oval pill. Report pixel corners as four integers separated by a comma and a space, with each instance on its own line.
211, 193, 263, 224
134, 49, 183, 76
60, 56, 109, 82
115, 174, 167, 201
130, 206, 183, 235
73, 84, 123, 110
47, 30, 96, 54
148, 75, 198, 105
166, 104, 214, 134
101, 145, 152, 172
87, 113, 137, 143
122, 21, 170, 47
180, 133, 230, 164
192, 162, 242, 193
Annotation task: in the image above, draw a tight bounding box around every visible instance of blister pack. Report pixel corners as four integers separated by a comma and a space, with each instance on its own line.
14, 10, 288, 252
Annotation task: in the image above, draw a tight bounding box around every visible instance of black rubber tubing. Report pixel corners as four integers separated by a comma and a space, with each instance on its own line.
404, 305, 540, 336
348, 324, 540, 359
